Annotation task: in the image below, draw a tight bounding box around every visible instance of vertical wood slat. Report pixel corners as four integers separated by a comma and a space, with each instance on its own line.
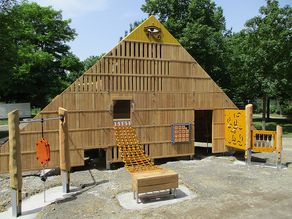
148, 43, 152, 58
144, 43, 148, 58
212, 110, 226, 153
131, 42, 134, 57
157, 44, 161, 59
126, 41, 130, 57
153, 44, 157, 58
135, 42, 139, 58
125, 57, 129, 91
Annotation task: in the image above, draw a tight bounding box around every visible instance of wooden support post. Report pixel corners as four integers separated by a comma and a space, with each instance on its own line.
8, 110, 22, 217
59, 107, 70, 193
245, 104, 253, 165
276, 125, 283, 169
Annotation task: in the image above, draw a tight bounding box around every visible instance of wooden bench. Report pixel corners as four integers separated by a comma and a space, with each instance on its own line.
131, 168, 178, 203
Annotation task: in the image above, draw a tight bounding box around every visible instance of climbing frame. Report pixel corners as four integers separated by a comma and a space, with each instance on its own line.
114, 121, 159, 173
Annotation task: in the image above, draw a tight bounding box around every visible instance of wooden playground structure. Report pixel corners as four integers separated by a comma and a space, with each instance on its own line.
0, 16, 237, 173
225, 104, 282, 166
7, 108, 70, 217
1, 15, 285, 217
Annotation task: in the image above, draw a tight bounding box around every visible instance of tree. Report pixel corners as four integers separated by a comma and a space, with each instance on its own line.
83, 55, 102, 71
0, 0, 19, 100
67, 55, 102, 82
0, 2, 82, 107
141, 0, 231, 90
227, 0, 292, 127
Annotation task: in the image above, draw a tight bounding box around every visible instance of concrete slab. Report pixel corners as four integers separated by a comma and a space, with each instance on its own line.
0, 186, 77, 219
117, 185, 196, 210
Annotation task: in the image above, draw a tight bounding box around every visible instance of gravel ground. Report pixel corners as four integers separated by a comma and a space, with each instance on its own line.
1, 138, 292, 218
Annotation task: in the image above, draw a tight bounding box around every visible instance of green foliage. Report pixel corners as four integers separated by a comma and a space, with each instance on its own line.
282, 101, 292, 117
82, 55, 102, 71
67, 55, 102, 82
31, 107, 41, 117
245, 0, 292, 98
253, 117, 292, 137
0, 1, 18, 93
0, 2, 83, 107
227, 0, 292, 105
0, 119, 8, 125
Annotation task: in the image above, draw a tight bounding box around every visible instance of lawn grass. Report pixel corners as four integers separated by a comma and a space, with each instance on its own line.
0, 119, 8, 125
31, 107, 41, 117
253, 116, 292, 138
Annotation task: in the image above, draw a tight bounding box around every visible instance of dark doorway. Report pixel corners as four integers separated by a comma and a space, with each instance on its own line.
195, 110, 212, 143
113, 100, 131, 119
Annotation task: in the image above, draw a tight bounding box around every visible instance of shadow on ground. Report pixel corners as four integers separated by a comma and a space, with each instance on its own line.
139, 189, 187, 204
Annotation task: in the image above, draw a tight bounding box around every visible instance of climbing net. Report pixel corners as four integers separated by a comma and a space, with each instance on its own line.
114, 123, 160, 173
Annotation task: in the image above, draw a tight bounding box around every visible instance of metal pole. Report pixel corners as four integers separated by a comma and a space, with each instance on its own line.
42, 168, 46, 202
8, 110, 22, 217
20, 116, 63, 123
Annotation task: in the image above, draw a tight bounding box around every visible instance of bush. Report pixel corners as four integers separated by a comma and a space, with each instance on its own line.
282, 101, 292, 117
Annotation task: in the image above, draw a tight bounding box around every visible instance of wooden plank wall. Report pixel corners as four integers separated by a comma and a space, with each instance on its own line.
0, 40, 236, 173
212, 110, 226, 153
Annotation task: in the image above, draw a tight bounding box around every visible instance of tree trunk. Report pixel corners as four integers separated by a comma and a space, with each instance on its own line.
267, 97, 270, 121
262, 95, 267, 130
277, 99, 283, 116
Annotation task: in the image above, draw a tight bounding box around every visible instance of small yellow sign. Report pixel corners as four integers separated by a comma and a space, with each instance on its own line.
225, 110, 246, 150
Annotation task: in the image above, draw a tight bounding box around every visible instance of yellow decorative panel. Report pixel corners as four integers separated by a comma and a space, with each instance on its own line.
124, 15, 180, 45
224, 110, 246, 150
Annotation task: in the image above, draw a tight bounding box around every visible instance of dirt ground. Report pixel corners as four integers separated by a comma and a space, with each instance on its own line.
1, 138, 292, 219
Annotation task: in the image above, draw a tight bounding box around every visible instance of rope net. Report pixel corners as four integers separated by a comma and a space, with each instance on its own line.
114, 123, 160, 173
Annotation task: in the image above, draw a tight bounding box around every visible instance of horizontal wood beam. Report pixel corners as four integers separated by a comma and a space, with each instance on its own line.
84, 73, 209, 79
103, 55, 195, 64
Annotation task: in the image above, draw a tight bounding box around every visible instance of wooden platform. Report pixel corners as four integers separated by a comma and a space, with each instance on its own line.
131, 168, 178, 203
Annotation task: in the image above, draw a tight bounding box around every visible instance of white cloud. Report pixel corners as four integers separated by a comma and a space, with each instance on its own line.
31, 0, 108, 17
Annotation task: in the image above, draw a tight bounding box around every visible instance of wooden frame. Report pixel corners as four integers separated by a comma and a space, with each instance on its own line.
0, 16, 237, 173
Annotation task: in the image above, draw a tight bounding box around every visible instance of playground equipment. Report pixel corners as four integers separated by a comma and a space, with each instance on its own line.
114, 120, 178, 203
225, 104, 283, 167
113, 120, 159, 172
8, 108, 69, 217
0, 16, 238, 173
36, 138, 50, 167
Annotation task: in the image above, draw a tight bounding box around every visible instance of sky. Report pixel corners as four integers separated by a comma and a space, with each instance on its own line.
30, 0, 291, 61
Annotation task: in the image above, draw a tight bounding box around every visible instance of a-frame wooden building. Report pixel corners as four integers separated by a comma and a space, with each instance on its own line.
0, 16, 237, 173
